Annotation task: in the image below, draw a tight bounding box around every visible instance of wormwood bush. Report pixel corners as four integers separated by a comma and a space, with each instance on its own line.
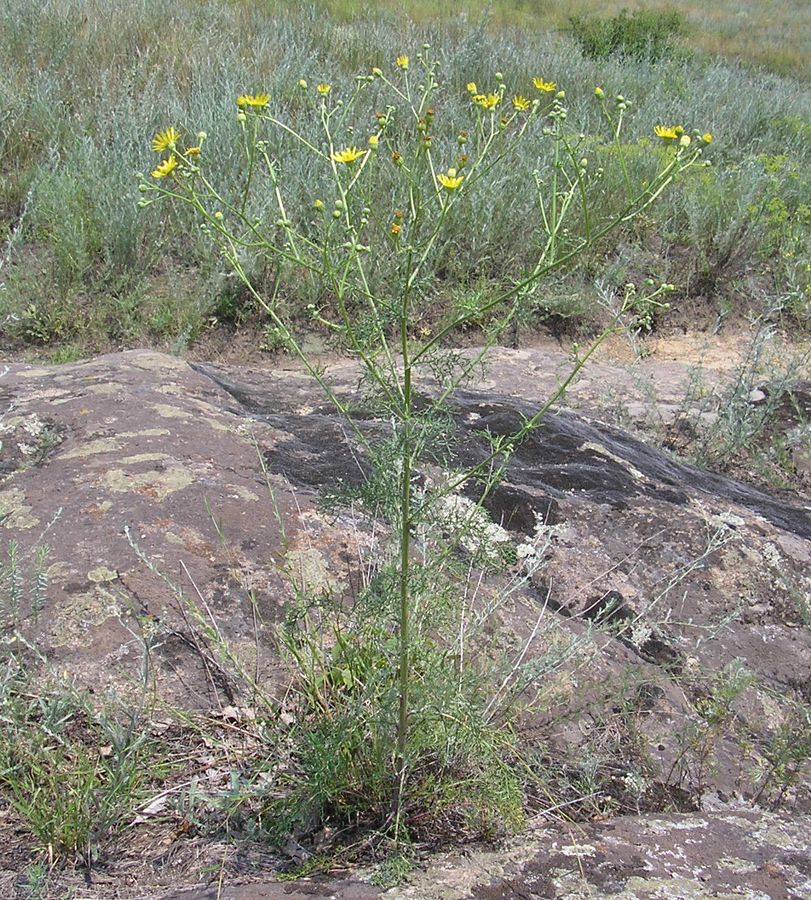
141, 49, 707, 850
567, 9, 686, 63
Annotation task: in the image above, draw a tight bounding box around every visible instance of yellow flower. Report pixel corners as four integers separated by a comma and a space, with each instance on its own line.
151, 154, 178, 178
679, 134, 691, 147
368, 134, 380, 147
184, 146, 201, 156
332, 146, 367, 164
533, 78, 556, 93
594, 86, 605, 98
466, 82, 477, 93
236, 93, 270, 108
512, 95, 531, 111
654, 124, 684, 141
472, 93, 500, 110
390, 222, 402, 235
702, 132, 713, 144
317, 83, 331, 95
151, 126, 180, 153
371, 67, 382, 77
396, 55, 409, 70
437, 168, 464, 190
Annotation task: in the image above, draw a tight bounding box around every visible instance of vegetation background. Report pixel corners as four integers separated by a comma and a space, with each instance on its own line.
1, 0, 809, 360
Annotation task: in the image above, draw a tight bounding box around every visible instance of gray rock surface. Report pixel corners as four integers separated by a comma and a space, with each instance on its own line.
1, 348, 809, 897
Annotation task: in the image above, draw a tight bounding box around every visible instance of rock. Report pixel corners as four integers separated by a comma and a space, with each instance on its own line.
1, 348, 810, 894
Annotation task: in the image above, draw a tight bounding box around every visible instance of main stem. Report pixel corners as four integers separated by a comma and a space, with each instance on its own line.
393, 247, 415, 841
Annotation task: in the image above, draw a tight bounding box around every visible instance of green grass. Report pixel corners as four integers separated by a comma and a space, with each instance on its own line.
0, 0, 809, 357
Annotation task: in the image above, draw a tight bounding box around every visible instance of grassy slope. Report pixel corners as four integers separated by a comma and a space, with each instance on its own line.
272, 0, 811, 79
0, 0, 808, 359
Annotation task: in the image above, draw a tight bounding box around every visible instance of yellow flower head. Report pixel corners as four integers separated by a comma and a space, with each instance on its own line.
466, 82, 477, 94
332, 146, 367, 164
437, 168, 464, 190
317, 83, 331, 95
236, 93, 270, 108
533, 78, 556, 93
701, 132, 713, 144
654, 124, 684, 141
396, 55, 410, 70
512, 95, 531, 111
151, 126, 180, 153
151, 154, 178, 179
184, 146, 201, 156
594, 86, 605, 99
390, 222, 402, 235
472, 93, 500, 110
368, 134, 380, 147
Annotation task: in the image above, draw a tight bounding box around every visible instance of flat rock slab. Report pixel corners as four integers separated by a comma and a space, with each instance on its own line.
160, 811, 811, 899
1, 349, 811, 896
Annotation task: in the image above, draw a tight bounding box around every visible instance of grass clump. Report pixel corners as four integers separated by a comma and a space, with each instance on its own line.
0, 653, 157, 864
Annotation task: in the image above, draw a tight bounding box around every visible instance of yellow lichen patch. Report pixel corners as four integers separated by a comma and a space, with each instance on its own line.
0, 488, 39, 529
126, 353, 189, 373
15, 368, 52, 379
151, 403, 192, 420
59, 429, 171, 460
48, 587, 121, 648
119, 453, 171, 465
98, 465, 194, 500
87, 566, 118, 583
285, 548, 343, 595
85, 383, 123, 396
230, 485, 260, 502
59, 437, 123, 460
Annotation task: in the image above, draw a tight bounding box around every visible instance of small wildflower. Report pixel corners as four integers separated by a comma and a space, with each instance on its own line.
437, 167, 464, 190
533, 78, 556, 93
512, 95, 531, 111
151, 126, 180, 153
298, 79, 308, 89
396, 55, 409, 70
679, 134, 692, 147
654, 124, 684, 141
466, 82, 477, 93
151, 154, 178, 178
368, 134, 380, 148
236, 93, 270, 108
371, 67, 383, 77
594, 86, 605, 99
701, 132, 713, 144
313, 199, 324, 209
316, 83, 331, 95
332, 146, 367, 164
472, 93, 500, 110
214, 211, 224, 220
390, 222, 402, 235
184, 146, 201, 156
